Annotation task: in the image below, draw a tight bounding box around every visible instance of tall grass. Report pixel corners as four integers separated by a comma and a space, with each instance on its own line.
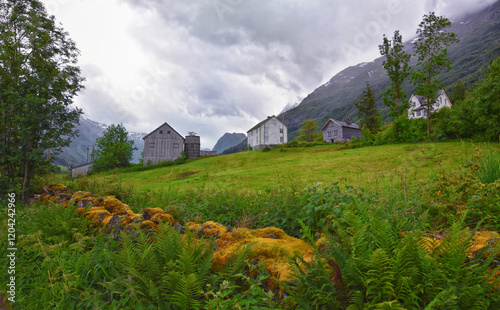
477, 150, 500, 184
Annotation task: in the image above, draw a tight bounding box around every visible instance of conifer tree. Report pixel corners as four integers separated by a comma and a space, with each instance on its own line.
354, 83, 381, 134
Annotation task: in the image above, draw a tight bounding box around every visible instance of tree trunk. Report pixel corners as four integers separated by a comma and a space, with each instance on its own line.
22, 150, 29, 203
426, 104, 431, 136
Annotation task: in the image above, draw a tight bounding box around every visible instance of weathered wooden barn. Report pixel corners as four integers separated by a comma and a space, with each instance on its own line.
143, 123, 207, 166
143, 123, 186, 166
71, 163, 93, 177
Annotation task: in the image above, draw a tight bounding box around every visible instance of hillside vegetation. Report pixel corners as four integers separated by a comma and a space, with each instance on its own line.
90, 142, 494, 194
2, 141, 500, 309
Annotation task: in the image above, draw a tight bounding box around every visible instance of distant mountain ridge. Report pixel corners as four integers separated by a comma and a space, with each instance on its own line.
54, 116, 146, 167
282, 1, 500, 139
212, 132, 247, 154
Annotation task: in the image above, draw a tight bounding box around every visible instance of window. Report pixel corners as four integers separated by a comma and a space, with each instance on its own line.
416, 111, 421, 117
327, 131, 333, 137
280, 137, 283, 142
149, 142, 155, 148
167, 130, 171, 134
333, 130, 338, 135
279, 128, 284, 134
159, 130, 163, 134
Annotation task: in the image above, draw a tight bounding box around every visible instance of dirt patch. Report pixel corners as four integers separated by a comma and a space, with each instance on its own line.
177, 171, 199, 179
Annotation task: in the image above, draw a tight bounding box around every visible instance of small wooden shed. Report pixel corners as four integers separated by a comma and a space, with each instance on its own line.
143, 123, 185, 166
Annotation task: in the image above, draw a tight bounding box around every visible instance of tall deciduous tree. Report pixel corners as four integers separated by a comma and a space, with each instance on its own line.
0, 0, 84, 200
379, 30, 411, 118
411, 12, 459, 136
297, 119, 321, 142
354, 83, 381, 134
91, 124, 137, 172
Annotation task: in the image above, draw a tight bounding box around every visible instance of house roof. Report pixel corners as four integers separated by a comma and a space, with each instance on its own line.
320, 119, 361, 131
247, 116, 287, 133
410, 90, 447, 105
413, 105, 427, 111
71, 162, 93, 170
142, 122, 185, 140
411, 94, 426, 105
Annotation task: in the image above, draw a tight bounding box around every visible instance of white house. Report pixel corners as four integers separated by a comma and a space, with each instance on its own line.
247, 116, 287, 150
408, 90, 452, 119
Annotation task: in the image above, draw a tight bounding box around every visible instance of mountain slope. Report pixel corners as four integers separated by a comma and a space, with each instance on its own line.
212, 132, 247, 154
54, 117, 146, 167
283, 1, 500, 139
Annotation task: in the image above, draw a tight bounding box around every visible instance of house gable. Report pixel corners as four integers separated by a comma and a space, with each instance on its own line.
143, 122, 184, 141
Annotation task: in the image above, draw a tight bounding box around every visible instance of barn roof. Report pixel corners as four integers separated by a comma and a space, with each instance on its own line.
320, 119, 361, 131
247, 116, 287, 133
142, 122, 185, 140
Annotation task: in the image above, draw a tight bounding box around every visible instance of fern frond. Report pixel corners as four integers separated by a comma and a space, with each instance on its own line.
396, 277, 420, 309
170, 273, 203, 310
347, 289, 365, 310
365, 249, 395, 304
371, 300, 407, 309
423, 286, 457, 310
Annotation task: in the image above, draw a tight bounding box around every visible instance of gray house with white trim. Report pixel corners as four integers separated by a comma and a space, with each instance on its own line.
321, 119, 362, 143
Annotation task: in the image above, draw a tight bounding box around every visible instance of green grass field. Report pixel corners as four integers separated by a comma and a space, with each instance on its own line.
9, 141, 500, 309
92, 141, 499, 194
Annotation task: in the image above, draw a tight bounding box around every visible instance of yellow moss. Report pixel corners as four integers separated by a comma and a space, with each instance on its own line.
101, 215, 113, 226
49, 184, 72, 194
125, 209, 141, 219
315, 235, 329, 251
68, 191, 93, 206
83, 209, 111, 225
151, 213, 175, 224
187, 221, 227, 237
253, 227, 287, 239
143, 207, 164, 215
140, 220, 157, 230
100, 196, 130, 214
212, 225, 314, 286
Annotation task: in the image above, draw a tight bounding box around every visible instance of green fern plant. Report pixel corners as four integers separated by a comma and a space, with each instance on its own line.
364, 249, 396, 303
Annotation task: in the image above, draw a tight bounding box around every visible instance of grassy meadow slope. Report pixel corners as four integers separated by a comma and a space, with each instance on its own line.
93, 141, 498, 194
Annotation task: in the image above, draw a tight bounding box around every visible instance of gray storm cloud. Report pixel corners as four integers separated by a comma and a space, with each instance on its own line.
50, 0, 497, 148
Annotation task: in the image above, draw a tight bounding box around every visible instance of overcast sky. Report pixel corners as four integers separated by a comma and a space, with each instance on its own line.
41, 0, 496, 149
